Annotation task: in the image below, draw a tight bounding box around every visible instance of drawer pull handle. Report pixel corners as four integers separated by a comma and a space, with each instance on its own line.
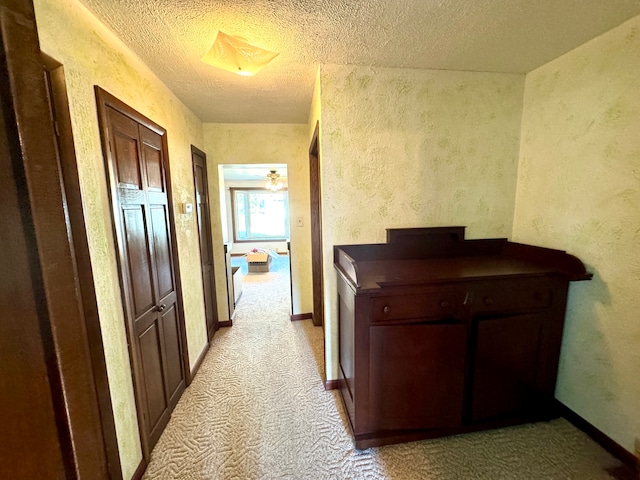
440, 301, 450, 308
483, 297, 494, 306
383, 305, 391, 314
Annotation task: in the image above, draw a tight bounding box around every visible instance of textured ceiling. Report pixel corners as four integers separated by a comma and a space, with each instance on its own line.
77, 0, 640, 124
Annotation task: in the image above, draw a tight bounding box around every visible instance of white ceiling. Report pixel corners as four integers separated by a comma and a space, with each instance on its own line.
78, 0, 640, 124
222, 164, 287, 182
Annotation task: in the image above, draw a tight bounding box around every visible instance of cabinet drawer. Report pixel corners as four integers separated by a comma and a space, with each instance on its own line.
371, 293, 460, 323
473, 278, 552, 314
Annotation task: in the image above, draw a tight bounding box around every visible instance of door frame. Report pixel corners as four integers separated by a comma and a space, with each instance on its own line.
191, 145, 219, 341
0, 1, 111, 477
309, 121, 324, 329
95, 86, 191, 461
42, 55, 122, 479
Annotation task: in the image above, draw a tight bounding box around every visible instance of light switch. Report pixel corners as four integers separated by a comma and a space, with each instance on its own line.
183, 203, 193, 214
295, 216, 304, 227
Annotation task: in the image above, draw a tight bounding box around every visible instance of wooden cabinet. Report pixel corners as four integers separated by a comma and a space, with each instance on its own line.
334, 227, 591, 449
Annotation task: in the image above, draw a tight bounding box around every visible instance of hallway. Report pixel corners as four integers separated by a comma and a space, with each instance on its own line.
142, 263, 625, 479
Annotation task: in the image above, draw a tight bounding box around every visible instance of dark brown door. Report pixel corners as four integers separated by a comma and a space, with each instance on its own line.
309, 122, 324, 327
97, 89, 186, 457
192, 146, 218, 340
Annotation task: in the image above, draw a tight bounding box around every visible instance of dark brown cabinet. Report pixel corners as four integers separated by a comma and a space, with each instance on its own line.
334, 227, 591, 449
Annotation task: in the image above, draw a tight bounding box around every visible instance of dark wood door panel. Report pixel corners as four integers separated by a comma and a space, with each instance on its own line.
202, 268, 215, 329
109, 109, 142, 189
161, 305, 184, 405
138, 322, 168, 432
150, 204, 175, 299
142, 147, 164, 192
472, 314, 543, 422
122, 206, 155, 316
370, 323, 466, 431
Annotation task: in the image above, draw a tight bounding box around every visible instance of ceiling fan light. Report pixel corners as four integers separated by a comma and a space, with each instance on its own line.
201, 31, 279, 76
265, 169, 284, 191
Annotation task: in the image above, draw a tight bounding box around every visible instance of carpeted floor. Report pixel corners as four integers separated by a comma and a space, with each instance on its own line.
142, 255, 628, 479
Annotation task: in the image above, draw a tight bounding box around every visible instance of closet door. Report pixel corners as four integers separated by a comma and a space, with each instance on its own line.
98, 89, 186, 456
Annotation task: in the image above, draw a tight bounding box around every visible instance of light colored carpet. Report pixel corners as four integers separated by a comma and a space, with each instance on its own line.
143, 256, 625, 479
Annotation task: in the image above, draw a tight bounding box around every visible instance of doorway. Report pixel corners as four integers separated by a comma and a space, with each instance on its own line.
192, 146, 219, 341
219, 164, 292, 314
309, 123, 324, 328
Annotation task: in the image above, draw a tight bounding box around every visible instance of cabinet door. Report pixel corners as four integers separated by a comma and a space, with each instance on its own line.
471, 314, 544, 422
369, 323, 466, 431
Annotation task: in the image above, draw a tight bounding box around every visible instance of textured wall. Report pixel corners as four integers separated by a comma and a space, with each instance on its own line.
318, 65, 524, 378
513, 15, 640, 452
203, 124, 313, 315
33, 0, 208, 477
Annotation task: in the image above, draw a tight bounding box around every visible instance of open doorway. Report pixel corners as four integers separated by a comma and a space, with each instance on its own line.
218, 164, 292, 316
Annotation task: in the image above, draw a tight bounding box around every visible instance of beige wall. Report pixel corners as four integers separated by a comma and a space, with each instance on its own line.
203, 124, 313, 315
513, 15, 640, 452
33, 0, 209, 477
316, 65, 525, 379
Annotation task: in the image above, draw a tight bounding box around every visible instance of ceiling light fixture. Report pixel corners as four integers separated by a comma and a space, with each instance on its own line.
201, 31, 279, 76
265, 170, 283, 191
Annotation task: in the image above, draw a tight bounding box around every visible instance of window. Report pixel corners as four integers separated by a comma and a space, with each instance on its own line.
231, 188, 289, 241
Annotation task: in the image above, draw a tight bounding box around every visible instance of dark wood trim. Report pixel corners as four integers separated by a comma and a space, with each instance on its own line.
42, 54, 123, 480
189, 342, 210, 380
290, 313, 313, 322
309, 121, 326, 385
287, 240, 294, 314
218, 320, 233, 328
191, 145, 219, 343
130, 457, 147, 480
309, 121, 324, 329
558, 401, 639, 471
324, 379, 342, 390
0, 2, 110, 477
94, 86, 190, 458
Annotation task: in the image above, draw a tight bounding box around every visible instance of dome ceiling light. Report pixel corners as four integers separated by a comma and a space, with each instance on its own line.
201, 31, 279, 77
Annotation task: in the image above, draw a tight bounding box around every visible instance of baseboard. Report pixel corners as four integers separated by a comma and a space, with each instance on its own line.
558, 401, 639, 472
218, 320, 233, 328
290, 312, 313, 322
189, 341, 210, 383
324, 379, 341, 390
131, 457, 147, 480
